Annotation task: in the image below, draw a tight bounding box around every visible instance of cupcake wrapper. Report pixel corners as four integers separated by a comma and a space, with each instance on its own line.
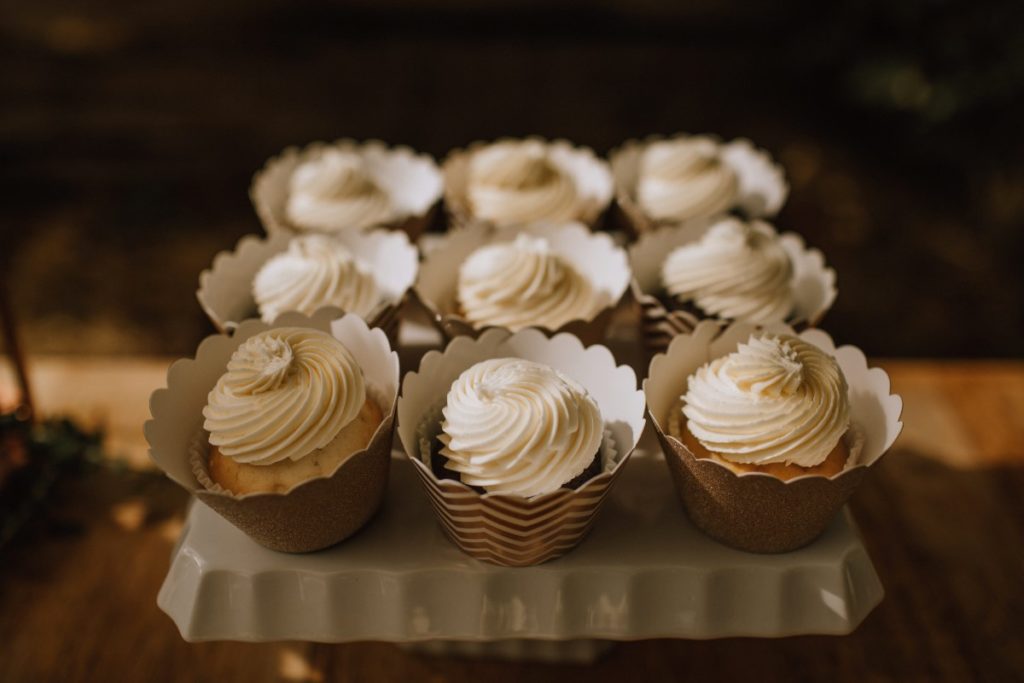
413, 221, 631, 346
609, 134, 788, 239
396, 328, 647, 566
145, 310, 401, 553
196, 229, 419, 348
628, 221, 837, 356
644, 321, 903, 553
411, 403, 621, 566
441, 137, 613, 230
250, 139, 443, 240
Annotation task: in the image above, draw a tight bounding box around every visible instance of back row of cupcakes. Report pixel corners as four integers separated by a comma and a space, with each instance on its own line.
251, 136, 786, 239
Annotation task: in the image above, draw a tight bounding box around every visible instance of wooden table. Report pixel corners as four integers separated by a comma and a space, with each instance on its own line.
1, 357, 1022, 682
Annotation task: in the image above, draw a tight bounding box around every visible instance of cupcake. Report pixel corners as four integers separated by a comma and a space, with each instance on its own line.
197, 229, 419, 341
610, 134, 787, 237
201, 327, 383, 495
145, 311, 400, 553
442, 138, 613, 229
414, 221, 630, 344
645, 321, 903, 553
251, 139, 443, 239
629, 217, 836, 353
397, 328, 647, 566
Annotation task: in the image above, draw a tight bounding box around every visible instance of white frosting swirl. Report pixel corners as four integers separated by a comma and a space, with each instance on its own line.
286, 150, 394, 232
637, 137, 739, 222
661, 218, 794, 324
439, 358, 603, 496
203, 328, 366, 466
457, 234, 599, 331
253, 235, 380, 323
467, 141, 581, 225
682, 334, 849, 467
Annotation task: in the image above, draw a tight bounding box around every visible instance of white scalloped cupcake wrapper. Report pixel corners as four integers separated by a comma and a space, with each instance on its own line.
251, 139, 443, 239
413, 221, 631, 345
609, 134, 788, 238
627, 220, 837, 355
441, 137, 614, 229
196, 229, 419, 347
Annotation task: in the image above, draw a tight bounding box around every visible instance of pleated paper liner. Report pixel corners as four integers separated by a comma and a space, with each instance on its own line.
644, 321, 903, 553
609, 134, 789, 239
145, 311, 401, 553
396, 328, 647, 566
196, 229, 418, 346
441, 137, 614, 230
251, 139, 443, 240
412, 221, 631, 346
628, 219, 837, 357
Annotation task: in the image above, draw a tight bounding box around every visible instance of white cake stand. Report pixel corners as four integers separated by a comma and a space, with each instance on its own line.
156, 316, 883, 662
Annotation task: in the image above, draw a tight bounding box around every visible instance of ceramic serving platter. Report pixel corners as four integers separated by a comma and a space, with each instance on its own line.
156, 316, 883, 647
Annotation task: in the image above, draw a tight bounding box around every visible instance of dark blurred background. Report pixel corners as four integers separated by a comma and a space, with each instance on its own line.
2, 0, 1022, 357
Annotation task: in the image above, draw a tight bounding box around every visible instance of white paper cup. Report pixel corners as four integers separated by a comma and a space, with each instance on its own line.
397, 328, 647, 566
644, 320, 903, 553
251, 139, 443, 239
628, 219, 837, 354
413, 221, 631, 346
610, 134, 788, 238
442, 137, 613, 230
196, 228, 419, 345
145, 310, 401, 553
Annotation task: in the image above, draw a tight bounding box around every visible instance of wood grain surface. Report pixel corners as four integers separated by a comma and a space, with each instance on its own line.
0, 356, 1022, 682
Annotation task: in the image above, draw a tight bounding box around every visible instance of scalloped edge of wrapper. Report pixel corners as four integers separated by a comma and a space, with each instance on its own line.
251, 139, 443, 240
397, 328, 647, 567
628, 219, 837, 355
196, 228, 419, 345
441, 137, 614, 230
644, 321, 902, 553
144, 310, 400, 553
412, 221, 631, 346
609, 134, 788, 239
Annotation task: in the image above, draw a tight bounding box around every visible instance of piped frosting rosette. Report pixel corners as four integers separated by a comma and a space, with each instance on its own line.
644, 320, 903, 553
251, 139, 443, 239
413, 221, 631, 345
610, 133, 788, 237
397, 327, 647, 566
442, 138, 614, 229
144, 310, 400, 553
438, 358, 604, 497
628, 216, 836, 354
197, 228, 419, 343
202, 327, 366, 466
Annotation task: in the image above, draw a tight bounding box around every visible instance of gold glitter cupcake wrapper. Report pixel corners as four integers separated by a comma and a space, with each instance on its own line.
644, 320, 903, 553
145, 310, 401, 553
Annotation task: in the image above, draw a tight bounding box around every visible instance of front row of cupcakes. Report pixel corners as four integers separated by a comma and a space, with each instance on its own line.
145, 307, 900, 562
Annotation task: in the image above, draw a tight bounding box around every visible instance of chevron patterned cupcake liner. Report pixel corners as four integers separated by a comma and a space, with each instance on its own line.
396, 328, 647, 566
